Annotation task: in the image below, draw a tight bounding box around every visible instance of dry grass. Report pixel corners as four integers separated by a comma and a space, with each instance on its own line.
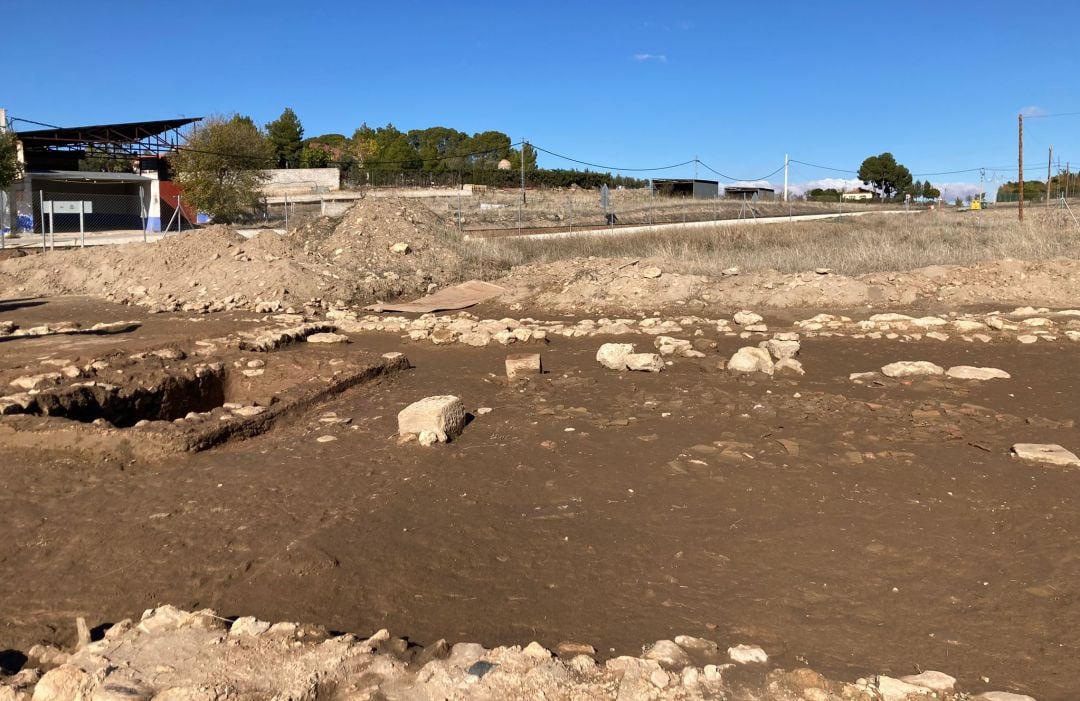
431, 188, 889, 231
453, 208, 1080, 278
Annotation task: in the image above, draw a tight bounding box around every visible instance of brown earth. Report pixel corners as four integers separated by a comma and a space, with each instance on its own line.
0, 296, 1076, 701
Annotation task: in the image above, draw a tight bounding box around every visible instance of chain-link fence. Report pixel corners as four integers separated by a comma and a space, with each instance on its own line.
2, 188, 149, 249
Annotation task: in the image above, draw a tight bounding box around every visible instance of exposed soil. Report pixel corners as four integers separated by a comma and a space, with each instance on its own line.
1, 296, 1076, 700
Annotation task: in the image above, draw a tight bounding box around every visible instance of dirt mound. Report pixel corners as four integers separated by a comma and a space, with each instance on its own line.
498, 256, 1080, 312
291, 196, 464, 302
0, 225, 334, 312
0, 199, 466, 312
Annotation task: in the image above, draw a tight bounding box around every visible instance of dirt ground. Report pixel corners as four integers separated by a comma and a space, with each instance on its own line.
1, 296, 1077, 700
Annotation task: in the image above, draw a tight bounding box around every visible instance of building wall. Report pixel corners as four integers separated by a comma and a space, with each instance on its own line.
261, 168, 340, 196
692, 181, 720, 199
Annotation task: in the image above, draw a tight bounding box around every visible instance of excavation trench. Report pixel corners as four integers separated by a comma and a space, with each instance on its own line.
26, 366, 228, 428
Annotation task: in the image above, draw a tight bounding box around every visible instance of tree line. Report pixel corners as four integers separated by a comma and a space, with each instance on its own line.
170, 108, 649, 221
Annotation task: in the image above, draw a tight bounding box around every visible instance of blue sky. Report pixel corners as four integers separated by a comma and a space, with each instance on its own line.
4, 0, 1080, 197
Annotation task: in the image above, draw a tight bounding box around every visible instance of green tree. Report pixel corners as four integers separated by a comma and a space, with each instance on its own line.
265, 108, 304, 168
858, 152, 913, 199
0, 130, 22, 188
922, 180, 940, 200
466, 131, 512, 169
171, 115, 273, 222
508, 142, 538, 171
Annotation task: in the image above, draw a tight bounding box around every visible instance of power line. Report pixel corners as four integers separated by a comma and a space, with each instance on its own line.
531, 144, 696, 172
691, 157, 786, 181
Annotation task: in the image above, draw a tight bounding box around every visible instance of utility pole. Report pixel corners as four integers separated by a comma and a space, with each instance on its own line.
521, 139, 527, 205
1047, 146, 1053, 207
783, 154, 789, 202
694, 155, 698, 181
1018, 114, 1024, 222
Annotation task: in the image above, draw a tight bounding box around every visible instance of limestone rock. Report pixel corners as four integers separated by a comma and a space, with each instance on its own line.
642, 640, 691, 669
973, 693, 1037, 701
596, 343, 635, 371
899, 671, 956, 692
880, 361, 944, 378
31, 665, 96, 701
229, 616, 271, 636
734, 310, 763, 326
762, 337, 800, 359
876, 675, 933, 700
389, 242, 411, 254
625, 353, 665, 372
1012, 443, 1080, 467
306, 332, 349, 344
774, 358, 805, 375
728, 347, 774, 375
398, 396, 466, 442
457, 331, 491, 347
727, 644, 768, 664
505, 353, 542, 380
946, 366, 1011, 380
641, 266, 662, 279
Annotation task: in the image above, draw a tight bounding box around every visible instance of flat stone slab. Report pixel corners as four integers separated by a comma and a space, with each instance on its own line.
505, 353, 542, 380
946, 366, 1010, 380
306, 332, 350, 344
1012, 443, 1080, 467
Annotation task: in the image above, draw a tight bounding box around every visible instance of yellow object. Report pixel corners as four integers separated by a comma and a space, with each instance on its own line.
970, 199, 982, 210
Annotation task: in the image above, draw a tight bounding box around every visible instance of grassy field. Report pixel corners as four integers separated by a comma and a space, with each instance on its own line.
452, 207, 1080, 278
428, 187, 891, 231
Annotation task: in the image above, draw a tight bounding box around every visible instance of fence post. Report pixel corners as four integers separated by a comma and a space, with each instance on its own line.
79, 199, 85, 248
284, 193, 289, 230
568, 197, 573, 234
40, 190, 46, 252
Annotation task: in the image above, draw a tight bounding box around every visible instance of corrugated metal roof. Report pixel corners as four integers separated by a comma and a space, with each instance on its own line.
16, 118, 200, 148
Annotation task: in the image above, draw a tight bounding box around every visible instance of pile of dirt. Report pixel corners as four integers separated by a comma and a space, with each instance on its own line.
0, 199, 465, 312
291, 196, 464, 302
497, 256, 1080, 313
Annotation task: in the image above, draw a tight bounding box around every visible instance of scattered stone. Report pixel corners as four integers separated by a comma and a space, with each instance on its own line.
900, 671, 956, 692
762, 337, 800, 359
625, 353, 665, 372
1011, 443, 1080, 467
876, 675, 933, 700
880, 361, 945, 378
315, 435, 337, 443
596, 343, 635, 371
305, 332, 349, 344
973, 693, 1037, 701
774, 358, 805, 375
641, 266, 663, 279
727, 644, 768, 664
29, 665, 96, 701
505, 353, 542, 380
398, 395, 465, 443
389, 242, 411, 254
728, 347, 774, 375
229, 616, 271, 636
642, 640, 691, 669
1017, 334, 1039, 344
849, 371, 879, 382
733, 310, 763, 326
555, 642, 597, 657
946, 366, 1011, 380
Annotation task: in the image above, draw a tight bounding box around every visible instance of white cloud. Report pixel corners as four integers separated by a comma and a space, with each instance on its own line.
786, 177, 863, 197
633, 53, 667, 63
939, 182, 984, 202
1020, 105, 1046, 117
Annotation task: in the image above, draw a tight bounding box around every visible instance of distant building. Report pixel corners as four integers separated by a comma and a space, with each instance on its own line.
651, 178, 719, 199
6, 116, 201, 233
841, 188, 874, 201
724, 184, 775, 200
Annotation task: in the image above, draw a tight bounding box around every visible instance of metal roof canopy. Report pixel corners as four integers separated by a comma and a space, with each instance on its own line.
26, 170, 152, 182
17, 117, 201, 156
